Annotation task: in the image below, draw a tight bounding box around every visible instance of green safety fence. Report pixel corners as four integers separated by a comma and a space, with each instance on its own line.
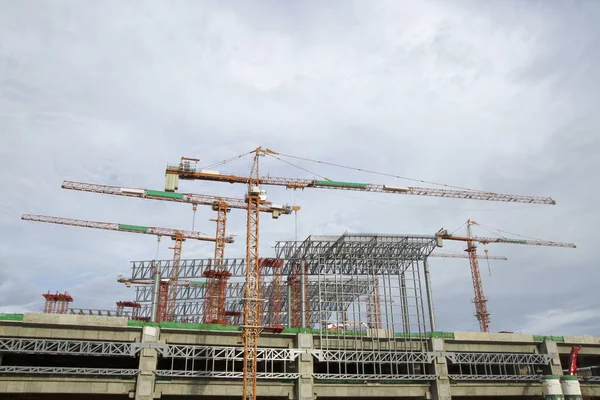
533, 335, 565, 342
0, 313, 23, 321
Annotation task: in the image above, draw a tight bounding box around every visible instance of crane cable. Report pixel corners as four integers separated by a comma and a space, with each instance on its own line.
266, 153, 330, 180
275, 151, 491, 192
200, 150, 255, 170
473, 222, 545, 241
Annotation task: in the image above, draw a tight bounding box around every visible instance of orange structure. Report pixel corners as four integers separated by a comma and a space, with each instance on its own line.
42, 291, 73, 314
116, 301, 141, 319
258, 258, 284, 331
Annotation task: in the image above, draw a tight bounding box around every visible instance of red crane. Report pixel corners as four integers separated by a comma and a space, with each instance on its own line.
22, 214, 228, 322
569, 345, 583, 375
436, 220, 576, 333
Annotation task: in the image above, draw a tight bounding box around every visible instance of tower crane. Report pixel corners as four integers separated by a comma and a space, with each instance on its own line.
21, 214, 230, 322
166, 147, 558, 400
435, 219, 576, 333
61, 180, 295, 324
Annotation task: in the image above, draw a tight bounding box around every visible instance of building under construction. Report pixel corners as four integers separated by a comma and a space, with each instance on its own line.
1, 232, 598, 399
6, 148, 594, 399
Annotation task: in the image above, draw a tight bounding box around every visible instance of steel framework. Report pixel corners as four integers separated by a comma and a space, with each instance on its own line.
0, 337, 136, 357
0, 366, 139, 376
0, 336, 567, 383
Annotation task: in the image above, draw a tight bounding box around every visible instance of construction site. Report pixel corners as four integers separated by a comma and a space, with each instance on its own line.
2, 148, 598, 400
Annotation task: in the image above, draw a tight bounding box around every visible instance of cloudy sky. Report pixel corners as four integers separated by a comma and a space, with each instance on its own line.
1, 0, 598, 335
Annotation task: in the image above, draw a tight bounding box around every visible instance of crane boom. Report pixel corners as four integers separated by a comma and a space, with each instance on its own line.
62, 181, 294, 215
429, 252, 507, 260
21, 214, 231, 242
437, 233, 576, 248
166, 167, 556, 205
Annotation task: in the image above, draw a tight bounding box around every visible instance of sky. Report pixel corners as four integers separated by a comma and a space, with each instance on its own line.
0, 0, 598, 335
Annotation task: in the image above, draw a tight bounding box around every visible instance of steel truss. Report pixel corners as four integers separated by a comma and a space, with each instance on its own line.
581, 376, 600, 382
135, 282, 245, 302
69, 308, 130, 317
313, 350, 434, 363
0, 337, 136, 357
448, 352, 552, 365
275, 234, 437, 275
164, 345, 302, 361
0, 366, 139, 376
130, 258, 247, 280
313, 373, 437, 381
449, 374, 542, 381
156, 370, 301, 379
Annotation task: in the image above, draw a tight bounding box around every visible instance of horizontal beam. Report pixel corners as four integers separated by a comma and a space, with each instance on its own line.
448, 352, 551, 365
0, 366, 139, 376
0, 337, 136, 357
449, 374, 542, 381
156, 370, 301, 379
313, 373, 437, 380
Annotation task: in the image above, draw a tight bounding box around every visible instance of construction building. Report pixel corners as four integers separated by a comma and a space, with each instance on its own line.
9, 148, 590, 399
0, 313, 599, 400
0, 233, 598, 399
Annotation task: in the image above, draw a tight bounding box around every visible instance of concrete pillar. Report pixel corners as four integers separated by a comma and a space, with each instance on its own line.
296, 333, 315, 400
541, 341, 564, 376
135, 326, 160, 400
560, 376, 582, 400
543, 376, 564, 400
429, 338, 451, 400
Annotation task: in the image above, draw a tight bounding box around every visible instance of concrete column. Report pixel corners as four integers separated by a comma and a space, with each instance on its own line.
423, 259, 436, 332
560, 376, 582, 400
541, 341, 564, 376
429, 338, 451, 400
135, 326, 160, 400
296, 333, 315, 400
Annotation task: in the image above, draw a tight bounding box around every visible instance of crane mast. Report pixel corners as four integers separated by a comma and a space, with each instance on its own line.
243, 150, 264, 400
166, 233, 184, 322
466, 222, 490, 332
203, 201, 231, 324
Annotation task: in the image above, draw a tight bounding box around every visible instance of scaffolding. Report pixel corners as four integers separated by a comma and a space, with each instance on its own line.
42, 291, 73, 314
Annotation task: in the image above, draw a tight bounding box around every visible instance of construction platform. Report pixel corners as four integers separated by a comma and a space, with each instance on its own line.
0, 313, 599, 400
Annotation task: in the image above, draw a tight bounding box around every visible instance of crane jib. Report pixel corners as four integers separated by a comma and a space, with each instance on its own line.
168, 168, 556, 205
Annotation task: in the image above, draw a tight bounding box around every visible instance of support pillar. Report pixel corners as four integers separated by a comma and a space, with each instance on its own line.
424, 259, 436, 332
429, 338, 451, 400
135, 326, 160, 400
541, 340, 564, 376
296, 333, 315, 400
287, 283, 292, 327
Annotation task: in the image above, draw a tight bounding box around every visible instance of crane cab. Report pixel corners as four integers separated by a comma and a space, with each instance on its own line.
246, 186, 267, 202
